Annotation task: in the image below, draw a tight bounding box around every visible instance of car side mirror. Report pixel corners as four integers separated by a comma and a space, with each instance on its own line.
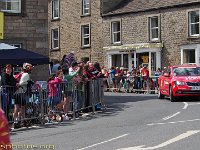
164, 72, 170, 77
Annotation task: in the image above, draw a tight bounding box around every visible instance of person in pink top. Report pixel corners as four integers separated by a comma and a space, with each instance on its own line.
47, 71, 63, 122
48, 74, 63, 106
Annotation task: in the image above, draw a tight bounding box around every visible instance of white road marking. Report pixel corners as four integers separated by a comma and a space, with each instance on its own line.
189, 103, 200, 106
147, 118, 200, 126
183, 102, 188, 109
77, 134, 129, 150
117, 130, 200, 150
162, 112, 180, 120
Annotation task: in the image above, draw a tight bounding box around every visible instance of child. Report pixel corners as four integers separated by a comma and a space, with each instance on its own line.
47, 73, 62, 122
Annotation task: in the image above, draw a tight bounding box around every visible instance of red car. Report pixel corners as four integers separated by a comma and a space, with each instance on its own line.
157, 64, 200, 101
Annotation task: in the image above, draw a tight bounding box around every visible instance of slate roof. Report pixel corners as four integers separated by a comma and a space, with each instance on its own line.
103, 0, 200, 16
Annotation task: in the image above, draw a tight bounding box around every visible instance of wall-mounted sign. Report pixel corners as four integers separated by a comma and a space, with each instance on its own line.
0, 12, 4, 39
141, 55, 149, 63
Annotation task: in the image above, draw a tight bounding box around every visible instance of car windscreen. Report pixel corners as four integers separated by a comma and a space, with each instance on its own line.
172, 67, 200, 76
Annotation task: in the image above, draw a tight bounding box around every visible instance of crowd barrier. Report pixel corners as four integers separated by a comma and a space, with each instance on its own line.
0, 78, 104, 127
106, 76, 158, 94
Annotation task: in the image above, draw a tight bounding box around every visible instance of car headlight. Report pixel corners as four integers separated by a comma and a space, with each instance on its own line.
174, 81, 185, 86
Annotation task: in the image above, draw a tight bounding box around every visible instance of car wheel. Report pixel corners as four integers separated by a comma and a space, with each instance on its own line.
158, 87, 164, 99
169, 86, 176, 102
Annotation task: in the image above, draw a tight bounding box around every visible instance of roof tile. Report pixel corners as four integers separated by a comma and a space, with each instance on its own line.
104, 0, 200, 16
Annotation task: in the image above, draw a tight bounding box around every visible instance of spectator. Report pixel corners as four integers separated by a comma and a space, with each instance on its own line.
82, 65, 94, 80
69, 62, 78, 75
101, 66, 109, 91
51, 59, 61, 74
141, 65, 149, 90
109, 66, 116, 91
1, 64, 17, 120
88, 62, 99, 78
62, 67, 80, 114
47, 72, 63, 122
13, 63, 33, 128
155, 67, 162, 89
155, 68, 162, 76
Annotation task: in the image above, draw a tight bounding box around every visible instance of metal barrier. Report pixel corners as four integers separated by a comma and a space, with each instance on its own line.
0, 78, 104, 127
106, 76, 158, 94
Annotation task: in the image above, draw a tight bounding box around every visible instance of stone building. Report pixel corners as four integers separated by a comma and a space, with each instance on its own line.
102, 0, 200, 76
48, 0, 104, 63
0, 0, 49, 80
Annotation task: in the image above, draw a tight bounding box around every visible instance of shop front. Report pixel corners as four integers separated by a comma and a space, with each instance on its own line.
104, 43, 163, 76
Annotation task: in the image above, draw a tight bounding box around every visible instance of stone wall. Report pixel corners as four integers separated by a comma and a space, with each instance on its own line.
102, 4, 200, 68
0, 0, 49, 81
49, 0, 104, 64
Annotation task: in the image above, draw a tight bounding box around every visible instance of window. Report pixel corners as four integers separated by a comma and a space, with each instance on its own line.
51, 28, 59, 49
188, 10, 199, 36
52, 0, 59, 19
81, 24, 90, 47
183, 49, 195, 64
111, 54, 128, 69
149, 16, 159, 41
111, 21, 121, 44
123, 54, 128, 69
112, 54, 121, 67
1, 0, 21, 13
82, 0, 90, 15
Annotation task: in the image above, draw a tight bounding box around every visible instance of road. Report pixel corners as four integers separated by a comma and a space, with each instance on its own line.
11, 92, 200, 150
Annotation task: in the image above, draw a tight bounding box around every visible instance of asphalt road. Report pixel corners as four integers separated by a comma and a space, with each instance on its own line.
11, 92, 200, 150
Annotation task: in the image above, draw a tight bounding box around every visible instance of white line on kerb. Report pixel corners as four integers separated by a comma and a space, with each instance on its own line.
162, 112, 180, 120
77, 134, 129, 150
183, 102, 188, 109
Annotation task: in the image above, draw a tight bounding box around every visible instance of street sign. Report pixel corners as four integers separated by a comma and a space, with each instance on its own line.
0, 12, 4, 39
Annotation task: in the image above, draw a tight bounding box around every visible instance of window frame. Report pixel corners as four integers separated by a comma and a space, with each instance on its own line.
1, 0, 22, 14
111, 20, 121, 44
82, 0, 90, 16
148, 15, 160, 41
188, 10, 200, 37
180, 44, 200, 65
52, 0, 60, 20
81, 23, 91, 47
51, 27, 60, 50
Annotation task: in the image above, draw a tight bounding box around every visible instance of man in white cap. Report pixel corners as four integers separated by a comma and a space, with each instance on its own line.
13, 63, 33, 128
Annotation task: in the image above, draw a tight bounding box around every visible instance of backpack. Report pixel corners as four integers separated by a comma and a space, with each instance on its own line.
15, 72, 33, 97
15, 72, 23, 83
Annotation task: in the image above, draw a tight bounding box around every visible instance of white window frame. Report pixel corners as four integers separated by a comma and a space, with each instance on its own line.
111, 21, 121, 44
52, 0, 60, 19
180, 44, 200, 65
82, 0, 90, 15
81, 24, 90, 47
1, 0, 21, 13
149, 16, 159, 41
188, 10, 200, 37
51, 28, 59, 49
